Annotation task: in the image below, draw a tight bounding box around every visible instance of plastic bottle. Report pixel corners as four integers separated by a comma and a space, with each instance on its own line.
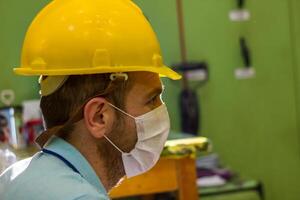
0, 145, 17, 174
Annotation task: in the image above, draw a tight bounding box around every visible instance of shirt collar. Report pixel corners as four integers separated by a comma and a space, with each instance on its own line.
44, 136, 107, 196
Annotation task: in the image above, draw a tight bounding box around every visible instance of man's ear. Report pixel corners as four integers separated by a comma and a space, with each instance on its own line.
83, 97, 113, 139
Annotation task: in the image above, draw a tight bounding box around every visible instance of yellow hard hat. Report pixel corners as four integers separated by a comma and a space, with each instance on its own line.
14, 0, 181, 80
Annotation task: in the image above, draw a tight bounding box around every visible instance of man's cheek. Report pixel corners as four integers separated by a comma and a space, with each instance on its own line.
123, 122, 137, 152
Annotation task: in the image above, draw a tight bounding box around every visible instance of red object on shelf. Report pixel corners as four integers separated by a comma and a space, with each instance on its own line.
24, 119, 43, 144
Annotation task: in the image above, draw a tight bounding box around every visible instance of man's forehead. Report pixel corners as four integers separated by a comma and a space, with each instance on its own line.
128, 72, 162, 96
130, 72, 161, 86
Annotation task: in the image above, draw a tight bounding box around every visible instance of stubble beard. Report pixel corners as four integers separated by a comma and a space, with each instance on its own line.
97, 116, 136, 190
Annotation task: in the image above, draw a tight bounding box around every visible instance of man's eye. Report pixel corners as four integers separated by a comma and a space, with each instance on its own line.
148, 94, 161, 105
148, 95, 159, 104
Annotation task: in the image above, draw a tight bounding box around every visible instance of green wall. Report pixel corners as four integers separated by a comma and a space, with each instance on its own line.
290, 0, 300, 153
134, 0, 300, 199
1, 0, 300, 199
0, 0, 49, 106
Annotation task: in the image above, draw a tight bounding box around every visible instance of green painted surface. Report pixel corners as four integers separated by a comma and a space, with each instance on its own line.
290, 0, 300, 152
201, 191, 260, 200
0, 0, 50, 107
1, 0, 300, 199
134, 0, 300, 200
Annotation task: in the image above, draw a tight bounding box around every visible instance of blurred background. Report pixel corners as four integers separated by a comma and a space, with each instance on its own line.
1, 0, 300, 200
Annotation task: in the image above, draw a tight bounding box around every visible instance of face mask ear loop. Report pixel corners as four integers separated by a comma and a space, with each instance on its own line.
107, 102, 135, 119
103, 135, 126, 154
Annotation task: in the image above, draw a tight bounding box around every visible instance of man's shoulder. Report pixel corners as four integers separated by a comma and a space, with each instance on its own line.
3, 182, 108, 200
0, 154, 108, 200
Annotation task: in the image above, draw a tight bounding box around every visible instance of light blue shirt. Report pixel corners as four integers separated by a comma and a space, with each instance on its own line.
0, 137, 109, 200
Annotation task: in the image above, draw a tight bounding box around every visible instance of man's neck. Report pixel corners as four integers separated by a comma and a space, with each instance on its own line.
65, 131, 124, 191
65, 135, 111, 191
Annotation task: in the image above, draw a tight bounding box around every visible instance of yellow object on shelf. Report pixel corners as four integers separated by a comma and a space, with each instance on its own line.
162, 137, 212, 158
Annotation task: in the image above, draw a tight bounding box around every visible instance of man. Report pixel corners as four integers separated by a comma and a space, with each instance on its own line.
0, 0, 181, 199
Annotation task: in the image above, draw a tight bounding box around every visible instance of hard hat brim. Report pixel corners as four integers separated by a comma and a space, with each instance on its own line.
14, 65, 182, 80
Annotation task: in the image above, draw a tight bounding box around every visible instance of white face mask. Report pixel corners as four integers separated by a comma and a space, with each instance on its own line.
104, 103, 170, 178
